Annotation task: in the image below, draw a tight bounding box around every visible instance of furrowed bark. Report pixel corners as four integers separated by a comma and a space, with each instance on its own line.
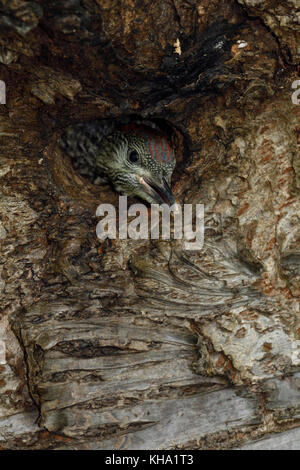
0, 0, 299, 449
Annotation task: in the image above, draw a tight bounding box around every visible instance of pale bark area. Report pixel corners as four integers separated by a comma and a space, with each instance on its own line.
0, 0, 299, 449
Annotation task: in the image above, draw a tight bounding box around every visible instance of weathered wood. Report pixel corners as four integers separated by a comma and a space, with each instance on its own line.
50, 389, 260, 449
262, 372, 300, 421
235, 428, 300, 450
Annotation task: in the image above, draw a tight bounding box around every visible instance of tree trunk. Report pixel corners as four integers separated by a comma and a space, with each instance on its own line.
0, 0, 299, 450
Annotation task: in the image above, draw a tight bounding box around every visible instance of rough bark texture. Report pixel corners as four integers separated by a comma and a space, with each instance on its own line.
0, 0, 299, 450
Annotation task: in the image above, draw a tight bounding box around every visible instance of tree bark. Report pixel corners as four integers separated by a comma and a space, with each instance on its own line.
0, 0, 299, 449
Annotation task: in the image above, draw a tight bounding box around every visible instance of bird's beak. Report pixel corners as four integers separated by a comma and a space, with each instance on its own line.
137, 175, 175, 206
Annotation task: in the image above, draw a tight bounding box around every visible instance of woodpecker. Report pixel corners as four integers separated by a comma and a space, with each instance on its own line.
60, 120, 176, 206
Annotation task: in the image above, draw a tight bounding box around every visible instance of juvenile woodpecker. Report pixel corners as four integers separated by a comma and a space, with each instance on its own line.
60, 120, 176, 206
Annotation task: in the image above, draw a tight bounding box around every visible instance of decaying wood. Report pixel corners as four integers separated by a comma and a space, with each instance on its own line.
0, 0, 299, 449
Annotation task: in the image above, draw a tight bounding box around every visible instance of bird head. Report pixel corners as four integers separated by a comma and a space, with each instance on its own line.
100, 124, 176, 206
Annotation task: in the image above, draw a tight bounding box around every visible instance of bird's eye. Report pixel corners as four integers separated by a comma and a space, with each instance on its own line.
128, 150, 139, 163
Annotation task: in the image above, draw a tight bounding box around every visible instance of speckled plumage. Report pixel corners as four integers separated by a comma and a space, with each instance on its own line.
60, 120, 176, 205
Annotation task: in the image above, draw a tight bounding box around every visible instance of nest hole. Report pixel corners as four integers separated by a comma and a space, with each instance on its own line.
48, 115, 187, 210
